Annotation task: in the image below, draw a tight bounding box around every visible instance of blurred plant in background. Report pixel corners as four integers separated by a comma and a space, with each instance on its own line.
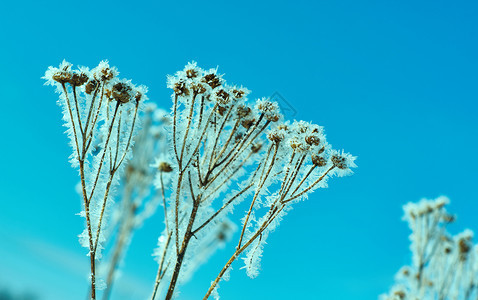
44, 61, 356, 300
380, 196, 478, 300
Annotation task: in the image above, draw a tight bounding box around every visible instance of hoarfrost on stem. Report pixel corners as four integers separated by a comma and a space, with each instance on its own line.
44, 60, 147, 300
150, 62, 356, 300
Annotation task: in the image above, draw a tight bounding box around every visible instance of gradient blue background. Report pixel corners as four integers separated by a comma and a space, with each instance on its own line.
0, 0, 477, 299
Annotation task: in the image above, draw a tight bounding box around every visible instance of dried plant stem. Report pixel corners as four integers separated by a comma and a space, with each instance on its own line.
151, 232, 172, 300
164, 188, 202, 300
102, 193, 135, 300
203, 207, 281, 300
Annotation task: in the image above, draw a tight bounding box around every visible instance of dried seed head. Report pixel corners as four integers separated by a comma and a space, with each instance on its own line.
203, 73, 221, 89
217, 106, 228, 116
111, 82, 132, 104
159, 162, 173, 172
191, 83, 206, 94
311, 154, 327, 167
267, 131, 284, 143
458, 237, 472, 259
251, 143, 262, 153
237, 105, 252, 119
443, 214, 455, 223
100, 67, 114, 81
277, 124, 288, 131
216, 89, 230, 104
186, 68, 198, 78
232, 88, 246, 99
85, 79, 100, 94
173, 81, 190, 96
241, 118, 255, 130
135, 91, 143, 102
289, 140, 307, 152
52, 70, 72, 84
331, 154, 348, 169
235, 132, 244, 143
69, 72, 88, 87
255, 98, 281, 122
393, 290, 406, 299
305, 135, 321, 146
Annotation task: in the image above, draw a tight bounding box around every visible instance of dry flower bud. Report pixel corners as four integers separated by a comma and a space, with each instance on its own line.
251, 143, 262, 153
191, 83, 206, 94
216, 89, 230, 104
232, 89, 246, 99
237, 105, 252, 119
85, 79, 100, 94
267, 131, 284, 143
135, 91, 142, 102
112, 82, 132, 104
159, 162, 173, 173
311, 154, 327, 167
241, 118, 255, 130
256, 99, 281, 122
69, 72, 88, 87
174, 81, 190, 96
52, 71, 72, 84
100, 67, 114, 81
203, 73, 221, 89
331, 154, 348, 169
217, 106, 228, 116
305, 135, 321, 146
186, 68, 198, 78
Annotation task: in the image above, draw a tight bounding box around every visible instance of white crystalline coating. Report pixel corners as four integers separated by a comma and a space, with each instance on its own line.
382, 196, 478, 300
151, 62, 356, 298
44, 60, 147, 262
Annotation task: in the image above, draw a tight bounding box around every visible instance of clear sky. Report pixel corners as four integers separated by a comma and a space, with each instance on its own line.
0, 0, 477, 299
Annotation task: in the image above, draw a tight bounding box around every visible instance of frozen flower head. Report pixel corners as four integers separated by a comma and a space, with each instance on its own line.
202, 68, 223, 89
330, 150, 356, 176
383, 197, 478, 300
255, 98, 281, 122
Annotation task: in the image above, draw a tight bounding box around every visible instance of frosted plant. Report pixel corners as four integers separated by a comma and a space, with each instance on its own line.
101, 103, 169, 300
150, 62, 356, 300
44, 61, 147, 300
380, 196, 478, 300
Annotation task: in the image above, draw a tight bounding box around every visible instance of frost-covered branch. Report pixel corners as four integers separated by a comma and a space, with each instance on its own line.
380, 196, 478, 300
150, 62, 356, 300
44, 61, 147, 300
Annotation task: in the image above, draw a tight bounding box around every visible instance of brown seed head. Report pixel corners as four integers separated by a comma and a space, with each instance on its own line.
331, 154, 348, 169
203, 73, 221, 89
52, 71, 72, 84
241, 118, 255, 130
191, 83, 206, 94
305, 135, 321, 146
112, 82, 132, 104
393, 290, 406, 299
216, 89, 230, 104
173, 81, 190, 96
69, 72, 88, 87
251, 143, 262, 153
311, 154, 327, 167
159, 162, 173, 173
186, 68, 198, 78
459, 238, 471, 259
100, 67, 114, 81
85, 79, 100, 94
135, 91, 142, 102
217, 106, 228, 116
267, 132, 283, 143
232, 89, 246, 99
237, 105, 252, 119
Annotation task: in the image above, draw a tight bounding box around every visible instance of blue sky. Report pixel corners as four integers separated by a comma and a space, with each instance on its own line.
0, 0, 477, 299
